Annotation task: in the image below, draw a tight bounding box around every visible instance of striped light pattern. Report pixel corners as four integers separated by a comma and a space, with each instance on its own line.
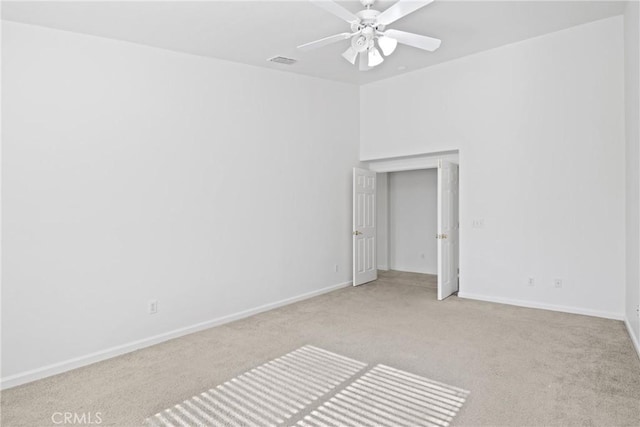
145, 345, 367, 427
296, 364, 469, 427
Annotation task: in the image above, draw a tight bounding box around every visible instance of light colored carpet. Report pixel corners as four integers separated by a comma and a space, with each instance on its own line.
296, 364, 469, 427
145, 345, 468, 427
378, 270, 438, 289
2, 270, 640, 426
144, 345, 368, 426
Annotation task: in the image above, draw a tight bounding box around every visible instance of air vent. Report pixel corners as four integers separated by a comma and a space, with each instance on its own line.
267, 56, 297, 65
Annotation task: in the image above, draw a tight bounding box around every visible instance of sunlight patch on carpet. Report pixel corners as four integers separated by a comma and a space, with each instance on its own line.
145, 347, 469, 427
296, 364, 469, 427
144, 345, 367, 427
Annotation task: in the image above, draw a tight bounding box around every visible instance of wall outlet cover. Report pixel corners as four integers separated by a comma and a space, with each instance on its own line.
148, 300, 158, 314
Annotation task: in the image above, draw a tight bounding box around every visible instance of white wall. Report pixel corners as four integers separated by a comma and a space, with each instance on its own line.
1, 22, 360, 385
361, 17, 626, 319
376, 172, 389, 270
388, 169, 437, 274
624, 1, 640, 351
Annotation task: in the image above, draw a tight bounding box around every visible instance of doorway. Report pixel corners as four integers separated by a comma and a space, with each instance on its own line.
352, 152, 460, 300
383, 169, 438, 276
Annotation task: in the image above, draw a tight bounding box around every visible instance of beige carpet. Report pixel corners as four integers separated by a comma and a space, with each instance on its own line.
145, 345, 469, 427
2, 270, 640, 426
378, 270, 438, 289
145, 345, 369, 426
295, 363, 469, 427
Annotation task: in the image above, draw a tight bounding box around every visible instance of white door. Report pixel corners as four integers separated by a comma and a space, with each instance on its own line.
353, 168, 377, 286
437, 160, 459, 300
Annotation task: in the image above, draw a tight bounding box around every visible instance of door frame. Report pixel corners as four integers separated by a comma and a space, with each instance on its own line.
363, 150, 461, 294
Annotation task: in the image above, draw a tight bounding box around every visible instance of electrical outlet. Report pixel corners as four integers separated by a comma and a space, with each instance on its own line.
528, 277, 535, 286
554, 279, 562, 288
148, 300, 158, 314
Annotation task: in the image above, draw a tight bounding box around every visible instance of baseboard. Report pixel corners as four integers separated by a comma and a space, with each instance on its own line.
0, 280, 352, 390
624, 317, 640, 360
457, 292, 624, 321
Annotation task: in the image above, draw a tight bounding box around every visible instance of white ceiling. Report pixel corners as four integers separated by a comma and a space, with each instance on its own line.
2, 0, 627, 85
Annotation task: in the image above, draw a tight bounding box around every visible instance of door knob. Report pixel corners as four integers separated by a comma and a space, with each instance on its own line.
353, 230, 362, 236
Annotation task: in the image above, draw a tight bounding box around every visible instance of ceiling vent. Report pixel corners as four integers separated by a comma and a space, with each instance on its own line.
267, 56, 297, 65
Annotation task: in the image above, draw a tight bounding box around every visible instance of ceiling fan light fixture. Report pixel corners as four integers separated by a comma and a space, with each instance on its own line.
368, 47, 384, 67
342, 46, 358, 64
378, 35, 398, 56
352, 34, 369, 53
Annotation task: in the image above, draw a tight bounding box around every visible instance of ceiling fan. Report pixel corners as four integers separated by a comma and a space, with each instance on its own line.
298, 0, 441, 71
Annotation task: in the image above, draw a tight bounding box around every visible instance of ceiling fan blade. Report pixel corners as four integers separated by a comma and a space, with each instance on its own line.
376, 0, 434, 26
310, 0, 359, 23
359, 52, 371, 71
384, 29, 441, 51
298, 32, 353, 51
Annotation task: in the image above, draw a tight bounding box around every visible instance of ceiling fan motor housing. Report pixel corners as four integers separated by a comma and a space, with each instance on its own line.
356, 9, 382, 27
